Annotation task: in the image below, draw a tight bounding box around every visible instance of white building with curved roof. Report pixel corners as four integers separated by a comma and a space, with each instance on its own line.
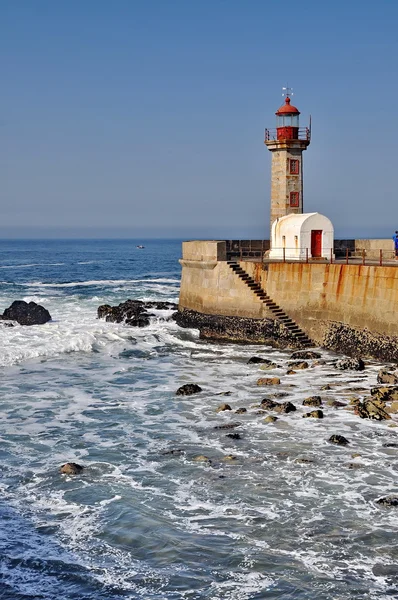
269, 212, 334, 261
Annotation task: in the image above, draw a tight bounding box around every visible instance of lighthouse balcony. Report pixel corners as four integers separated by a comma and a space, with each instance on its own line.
264, 127, 310, 142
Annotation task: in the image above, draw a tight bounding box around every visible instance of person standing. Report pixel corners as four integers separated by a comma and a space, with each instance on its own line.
393, 231, 398, 259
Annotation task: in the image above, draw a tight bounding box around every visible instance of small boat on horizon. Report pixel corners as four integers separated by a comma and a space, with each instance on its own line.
136, 245, 145, 249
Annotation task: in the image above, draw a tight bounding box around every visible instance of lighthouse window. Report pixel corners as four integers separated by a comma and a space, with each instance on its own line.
290, 159, 299, 174
290, 191, 299, 207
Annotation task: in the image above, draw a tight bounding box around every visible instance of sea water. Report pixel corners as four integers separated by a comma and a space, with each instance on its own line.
0, 239, 397, 600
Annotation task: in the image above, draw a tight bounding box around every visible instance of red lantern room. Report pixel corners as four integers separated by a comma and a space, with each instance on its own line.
275, 96, 300, 140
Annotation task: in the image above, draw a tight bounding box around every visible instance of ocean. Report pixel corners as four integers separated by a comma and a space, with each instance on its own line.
0, 238, 397, 600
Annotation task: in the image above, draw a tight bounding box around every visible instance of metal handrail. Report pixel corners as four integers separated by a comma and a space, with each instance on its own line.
264, 127, 311, 142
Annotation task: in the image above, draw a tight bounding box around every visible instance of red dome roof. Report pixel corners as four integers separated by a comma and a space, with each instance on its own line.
275, 97, 300, 115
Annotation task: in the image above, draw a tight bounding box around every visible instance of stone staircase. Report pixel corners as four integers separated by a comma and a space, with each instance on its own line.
227, 261, 313, 347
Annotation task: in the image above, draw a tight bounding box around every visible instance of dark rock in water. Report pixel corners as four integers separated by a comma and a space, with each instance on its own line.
329, 434, 350, 446
290, 350, 322, 360
260, 398, 278, 410
303, 409, 323, 419
162, 449, 184, 456
176, 383, 202, 396
226, 433, 241, 440
0, 321, 14, 328
376, 495, 398, 507
295, 457, 314, 464
257, 377, 280, 386
215, 391, 232, 396
59, 462, 84, 475
274, 401, 296, 414
214, 422, 240, 430
98, 299, 177, 328
248, 356, 273, 364
287, 361, 309, 370
216, 403, 232, 413
382, 442, 398, 448
235, 407, 247, 414
264, 415, 278, 423
335, 357, 365, 371
377, 369, 398, 385
354, 398, 391, 421
303, 395, 322, 407
1, 300, 51, 326
326, 399, 347, 408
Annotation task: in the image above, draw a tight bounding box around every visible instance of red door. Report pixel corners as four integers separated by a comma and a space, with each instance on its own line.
311, 230, 322, 258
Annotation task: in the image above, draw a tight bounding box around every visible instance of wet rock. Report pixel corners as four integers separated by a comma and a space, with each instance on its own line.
256, 410, 267, 415
226, 433, 241, 440
162, 449, 184, 456
247, 356, 273, 364
271, 392, 290, 399
295, 457, 314, 464
376, 496, 398, 507
215, 391, 232, 396
382, 442, 398, 448
214, 422, 240, 430
371, 386, 398, 402
346, 462, 364, 469
260, 398, 278, 410
329, 434, 350, 446
354, 398, 391, 421
0, 321, 14, 328
303, 395, 322, 407
326, 399, 347, 408
259, 362, 280, 370
257, 377, 280, 386
216, 403, 232, 413
193, 455, 211, 463
235, 407, 247, 414
335, 357, 365, 371
222, 454, 237, 462
264, 415, 278, 423
274, 401, 296, 414
97, 299, 150, 326
386, 401, 398, 414
321, 384, 332, 391
176, 383, 202, 396
59, 462, 84, 475
377, 369, 398, 385
290, 350, 321, 360
145, 301, 178, 310
286, 370, 297, 375
348, 397, 361, 406
1, 300, 51, 326
287, 361, 309, 370
303, 409, 323, 418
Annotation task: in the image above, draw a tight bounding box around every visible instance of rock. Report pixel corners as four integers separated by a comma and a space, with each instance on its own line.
335, 357, 365, 371
376, 496, 398, 507
377, 369, 398, 384
303, 395, 322, 407
290, 350, 322, 360
264, 415, 278, 423
387, 401, 398, 414
274, 401, 296, 414
226, 433, 241, 440
303, 409, 323, 419
326, 399, 347, 408
193, 455, 211, 463
215, 391, 232, 396
329, 434, 349, 446
260, 398, 278, 410
59, 462, 84, 475
222, 454, 237, 461
346, 462, 364, 469
371, 386, 398, 402
257, 377, 280, 386
235, 407, 247, 414
247, 357, 273, 364
287, 361, 309, 370
348, 397, 361, 405
382, 442, 398, 448
259, 362, 280, 370
216, 403, 232, 412
1, 300, 51, 326
295, 457, 314, 463
321, 384, 332, 391
97, 299, 176, 328
145, 301, 178, 310
162, 449, 184, 456
214, 423, 240, 430
176, 383, 202, 396
354, 398, 391, 421
286, 370, 297, 375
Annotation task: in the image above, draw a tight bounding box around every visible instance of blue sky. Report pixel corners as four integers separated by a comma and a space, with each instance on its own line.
1, 0, 398, 238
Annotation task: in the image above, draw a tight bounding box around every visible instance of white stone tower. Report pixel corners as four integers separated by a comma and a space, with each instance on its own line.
264, 92, 311, 236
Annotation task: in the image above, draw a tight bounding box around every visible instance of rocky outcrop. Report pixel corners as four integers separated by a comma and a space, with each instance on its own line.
1, 300, 51, 325
335, 357, 365, 371
216, 403, 232, 412
257, 377, 280, 386
98, 299, 177, 327
371, 386, 398, 402
173, 308, 310, 348
303, 396, 322, 407
287, 361, 309, 370
323, 322, 398, 363
290, 350, 321, 360
377, 369, 398, 385
274, 401, 296, 414
376, 496, 398, 507
303, 409, 323, 418
329, 434, 349, 446
354, 398, 391, 421
176, 383, 202, 396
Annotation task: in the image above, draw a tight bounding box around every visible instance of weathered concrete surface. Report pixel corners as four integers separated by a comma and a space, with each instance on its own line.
178, 241, 398, 360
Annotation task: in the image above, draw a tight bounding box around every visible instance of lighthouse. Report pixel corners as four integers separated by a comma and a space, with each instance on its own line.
264, 91, 311, 235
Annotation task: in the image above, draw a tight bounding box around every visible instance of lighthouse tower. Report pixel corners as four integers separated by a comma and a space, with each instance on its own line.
264, 91, 311, 236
